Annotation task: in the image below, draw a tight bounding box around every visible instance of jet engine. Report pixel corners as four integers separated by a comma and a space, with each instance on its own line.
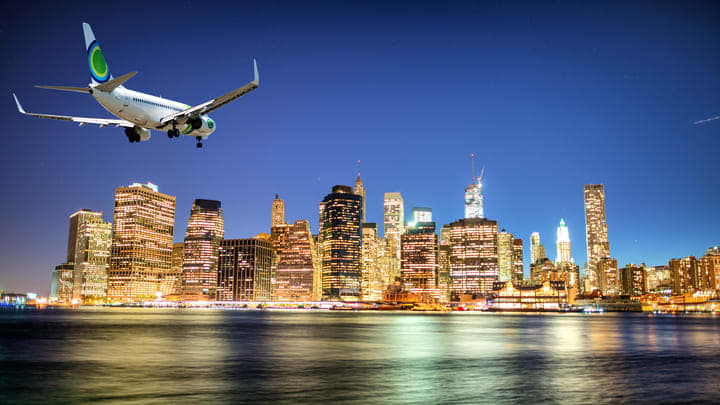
124, 126, 151, 143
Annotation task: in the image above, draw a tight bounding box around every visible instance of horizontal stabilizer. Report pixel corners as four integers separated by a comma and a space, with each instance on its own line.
35, 85, 91, 93
94, 71, 137, 92
12, 93, 134, 128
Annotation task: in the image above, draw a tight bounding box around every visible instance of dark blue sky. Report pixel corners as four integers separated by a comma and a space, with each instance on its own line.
1, 1, 719, 294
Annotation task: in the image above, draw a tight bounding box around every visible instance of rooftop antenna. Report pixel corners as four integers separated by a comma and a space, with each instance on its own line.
357, 159, 361, 175
471, 153, 475, 184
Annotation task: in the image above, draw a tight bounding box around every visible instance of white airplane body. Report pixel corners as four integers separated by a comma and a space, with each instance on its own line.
13, 23, 259, 148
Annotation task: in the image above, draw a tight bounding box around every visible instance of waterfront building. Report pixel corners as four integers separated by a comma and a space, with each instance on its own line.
320, 185, 363, 301
66, 209, 111, 303
512, 238, 524, 282
497, 230, 514, 282
275, 220, 318, 302
464, 154, 484, 219
361, 223, 383, 301
271, 194, 285, 227
556, 218, 572, 264
530, 232, 542, 264
384, 192, 404, 261
531, 258, 557, 283
51, 263, 74, 302
353, 173, 366, 223
447, 217, 499, 299
437, 245, 451, 302
108, 182, 175, 302
217, 239, 273, 301
489, 280, 569, 310
598, 257, 618, 295
646, 265, 671, 292
618, 264, 647, 295
699, 247, 720, 291
182, 199, 224, 301
584, 184, 610, 290
160, 242, 184, 298
400, 222, 439, 302
556, 261, 581, 289
411, 207, 432, 225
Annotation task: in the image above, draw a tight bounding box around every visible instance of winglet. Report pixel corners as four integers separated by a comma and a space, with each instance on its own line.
12, 93, 26, 114
253, 59, 259, 84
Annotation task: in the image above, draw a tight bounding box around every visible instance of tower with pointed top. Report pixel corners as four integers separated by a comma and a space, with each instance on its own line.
271, 194, 285, 227
353, 173, 366, 223
464, 154, 484, 219
556, 218, 572, 264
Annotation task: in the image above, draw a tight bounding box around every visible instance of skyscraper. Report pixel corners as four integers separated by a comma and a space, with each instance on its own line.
530, 232, 542, 264
108, 182, 175, 302
401, 222, 439, 302
271, 194, 285, 227
411, 207, 432, 225
464, 154, 484, 219
275, 220, 318, 302
161, 242, 184, 297
448, 217, 499, 299
618, 264, 647, 295
598, 257, 618, 295
584, 184, 610, 289
384, 192, 404, 261
556, 218, 571, 264
320, 185, 363, 301
512, 238, 524, 282
353, 173, 366, 223
182, 199, 224, 301
217, 239, 273, 301
67, 209, 111, 303
361, 223, 383, 301
497, 230, 514, 282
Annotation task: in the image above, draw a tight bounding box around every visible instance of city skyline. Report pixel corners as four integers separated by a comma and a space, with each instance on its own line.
2, 1, 720, 294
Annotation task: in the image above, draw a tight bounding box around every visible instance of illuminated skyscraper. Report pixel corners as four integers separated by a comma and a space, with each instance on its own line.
401, 222, 439, 302
384, 192, 404, 261
361, 223, 383, 301
66, 209, 111, 303
182, 199, 224, 301
598, 257, 618, 295
353, 173, 366, 223
618, 264, 647, 295
160, 242, 184, 297
448, 217, 499, 299
530, 232, 542, 264
51, 263, 74, 302
700, 247, 720, 291
464, 154, 484, 219
556, 218, 572, 264
320, 185, 363, 301
512, 238, 524, 282
217, 239, 273, 301
108, 182, 175, 302
584, 184, 610, 289
411, 207, 432, 225
497, 230, 514, 282
275, 220, 318, 302
271, 194, 285, 227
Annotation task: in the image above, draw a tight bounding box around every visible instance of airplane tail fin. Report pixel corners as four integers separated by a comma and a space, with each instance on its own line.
83, 22, 112, 85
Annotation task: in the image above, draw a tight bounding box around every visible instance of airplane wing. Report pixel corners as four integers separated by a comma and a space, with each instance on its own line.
13, 93, 134, 128
159, 59, 259, 126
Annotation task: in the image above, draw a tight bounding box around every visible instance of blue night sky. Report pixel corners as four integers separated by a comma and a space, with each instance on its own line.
1, 1, 718, 294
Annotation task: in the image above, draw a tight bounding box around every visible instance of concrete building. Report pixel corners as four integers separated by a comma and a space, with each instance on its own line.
182, 199, 224, 300
217, 239, 273, 301
275, 220, 318, 302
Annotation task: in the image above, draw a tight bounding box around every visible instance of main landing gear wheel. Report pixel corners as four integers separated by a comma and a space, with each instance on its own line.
167, 129, 180, 138
125, 128, 139, 143
196, 136, 203, 149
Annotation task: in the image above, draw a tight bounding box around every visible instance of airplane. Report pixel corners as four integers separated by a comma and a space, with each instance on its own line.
13, 22, 259, 148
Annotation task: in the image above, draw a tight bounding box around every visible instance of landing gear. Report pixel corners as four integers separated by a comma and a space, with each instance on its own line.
167, 128, 180, 138
196, 136, 203, 149
125, 127, 140, 143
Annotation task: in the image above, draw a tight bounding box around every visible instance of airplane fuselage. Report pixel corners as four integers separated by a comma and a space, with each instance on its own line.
93, 86, 216, 138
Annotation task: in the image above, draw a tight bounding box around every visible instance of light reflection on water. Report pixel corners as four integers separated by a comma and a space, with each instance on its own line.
0, 309, 719, 404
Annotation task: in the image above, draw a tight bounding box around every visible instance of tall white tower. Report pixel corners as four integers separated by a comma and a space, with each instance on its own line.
464, 154, 484, 219
556, 218, 572, 264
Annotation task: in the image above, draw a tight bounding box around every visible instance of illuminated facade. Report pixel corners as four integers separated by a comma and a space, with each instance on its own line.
400, 222, 439, 302
353, 173, 366, 223
598, 257, 618, 295
108, 182, 175, 302
556, 218, 571, 264
384, 192, 404, 261
217, 239, 273, 301
51, 263, 74, 302
512, 238, 524, 282
67, 209, 111, 302
618, 264, 647, 295
361, 223, 384, 301
584, 184, 610, 289
489, 280, 568, 310
530, 232, 542, 264
447, 217, 499, 299
411, 207, 432, 225
670, 255, 715, 295
275, 220, 318, 302
699, 247, 719, 291
497, 230, 514, 282
320, 185, 363, 301
647, 265, 671, 292
182, 199, 224, 300
161, 242, 184, 297
437, 245, 451, 302
464, 154, 484, 219
271, 194, 285, 227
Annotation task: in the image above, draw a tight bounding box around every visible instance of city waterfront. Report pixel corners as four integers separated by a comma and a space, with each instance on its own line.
1, 309, 719, 404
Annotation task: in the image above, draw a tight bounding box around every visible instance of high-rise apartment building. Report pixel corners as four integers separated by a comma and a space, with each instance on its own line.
670, 254, 715, 295
384, 192, 404, 261
598, 257, 618, 295
275, 220, 318, 302
108, 182, 175, 302
182, 199, 224, 300
584, 184, 610, 289
699, 247, 719, 291
320, 185, 363, 301
497, 230, 514, 282
447, 217, 499, 299
512, 238, 524, 282
618, 264, 647, 295
66, 209, 111, 303
401, 222, 439, 302
353, 173, 366, 223
271, 194, 285, 227
556, 218, 571, 264
217, 239, 273, 301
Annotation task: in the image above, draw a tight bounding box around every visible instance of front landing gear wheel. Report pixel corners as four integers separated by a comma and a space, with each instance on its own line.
196, 142, 203, 149
167, 130, 173, 139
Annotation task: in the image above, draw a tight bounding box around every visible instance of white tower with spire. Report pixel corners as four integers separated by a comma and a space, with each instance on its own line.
353, 160, 366, 223
464, 154, 484, 219
556, 218, 572, 264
